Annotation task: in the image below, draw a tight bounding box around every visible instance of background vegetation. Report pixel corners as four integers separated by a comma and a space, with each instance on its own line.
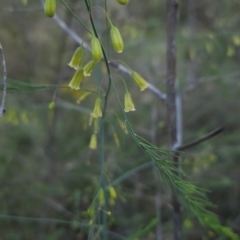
0, 0, 240, 239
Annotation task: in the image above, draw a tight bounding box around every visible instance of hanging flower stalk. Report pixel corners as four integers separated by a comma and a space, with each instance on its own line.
94, 118, 99, 133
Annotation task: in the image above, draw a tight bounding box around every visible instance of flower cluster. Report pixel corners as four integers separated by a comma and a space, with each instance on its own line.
44, 1, 149, 150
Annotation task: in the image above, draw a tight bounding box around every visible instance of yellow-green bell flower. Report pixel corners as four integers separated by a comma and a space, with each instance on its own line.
124, 92, 136, 112
68, 46, 83, 70
109, 186, 117, 199
77, 91, 91, 104
68, 68, 84, 90
116, 0, 129, 5
131, 71, 149, 91
89, 133, 97, 149
117, 118, 128, 134
48, 101, 55, 110
83, 60, 96, 76
91, 36, 103, 62
91, 97, 102, 118
44, 0, 56, 18
110, 26, 124, 53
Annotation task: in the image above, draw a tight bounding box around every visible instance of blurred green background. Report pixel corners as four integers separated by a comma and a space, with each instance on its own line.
0, 0, 240, 239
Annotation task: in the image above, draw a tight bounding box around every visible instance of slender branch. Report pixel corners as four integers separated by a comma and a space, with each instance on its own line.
60, 0, 92, 34
0, 7, 42, 12
166, 0, 181, 240
0, 43, 7, 118
110, 162, 152, 187
177, 126, 224, 151
176, 81, 183, 146
40, 3, 166, 101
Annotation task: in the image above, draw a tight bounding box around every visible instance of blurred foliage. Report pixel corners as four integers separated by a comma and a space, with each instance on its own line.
0, 0, 240, 239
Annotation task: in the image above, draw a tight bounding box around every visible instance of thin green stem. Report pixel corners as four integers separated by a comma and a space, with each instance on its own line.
84, 0, 112, 239
60, 0, 92, 35
109, 162, 153, 187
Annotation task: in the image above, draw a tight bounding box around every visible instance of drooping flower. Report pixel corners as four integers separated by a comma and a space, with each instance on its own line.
117, 118, 128, 134
124, 91, 136, 112
83, 60, 96, 76
68, 46, 83, 70
77, 91, 91, 104
87, 206, 94, 217
116, 0, 129, 5
110, 26, 124, 53
109, 186, 117, 199
91, 97, 102, 118
131, 71, 149, 91
48, 101, 55, 110
89, 133, 97, 149
44, 0, 56, 18
91, 36, 103, 62
68, 68, 84, 90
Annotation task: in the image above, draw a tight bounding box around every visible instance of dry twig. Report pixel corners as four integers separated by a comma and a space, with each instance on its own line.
177, 126, 224, 151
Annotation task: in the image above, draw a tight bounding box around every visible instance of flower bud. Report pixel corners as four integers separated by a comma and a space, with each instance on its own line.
87, 206, 94, 217
83, 60, 96, 76
91, 97, 102, 118
68, 68, 84, 90
110, 26, 124, 53
68, 46, 83, 70
116, 0, 129, 5
109, 186, 117, 199
91, 36, 103, 62
89, 134, 97, 149
131, 71, 149, 91
124, 92, 136, 112
48, 101, 55, 110
44, 0, 56, 18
